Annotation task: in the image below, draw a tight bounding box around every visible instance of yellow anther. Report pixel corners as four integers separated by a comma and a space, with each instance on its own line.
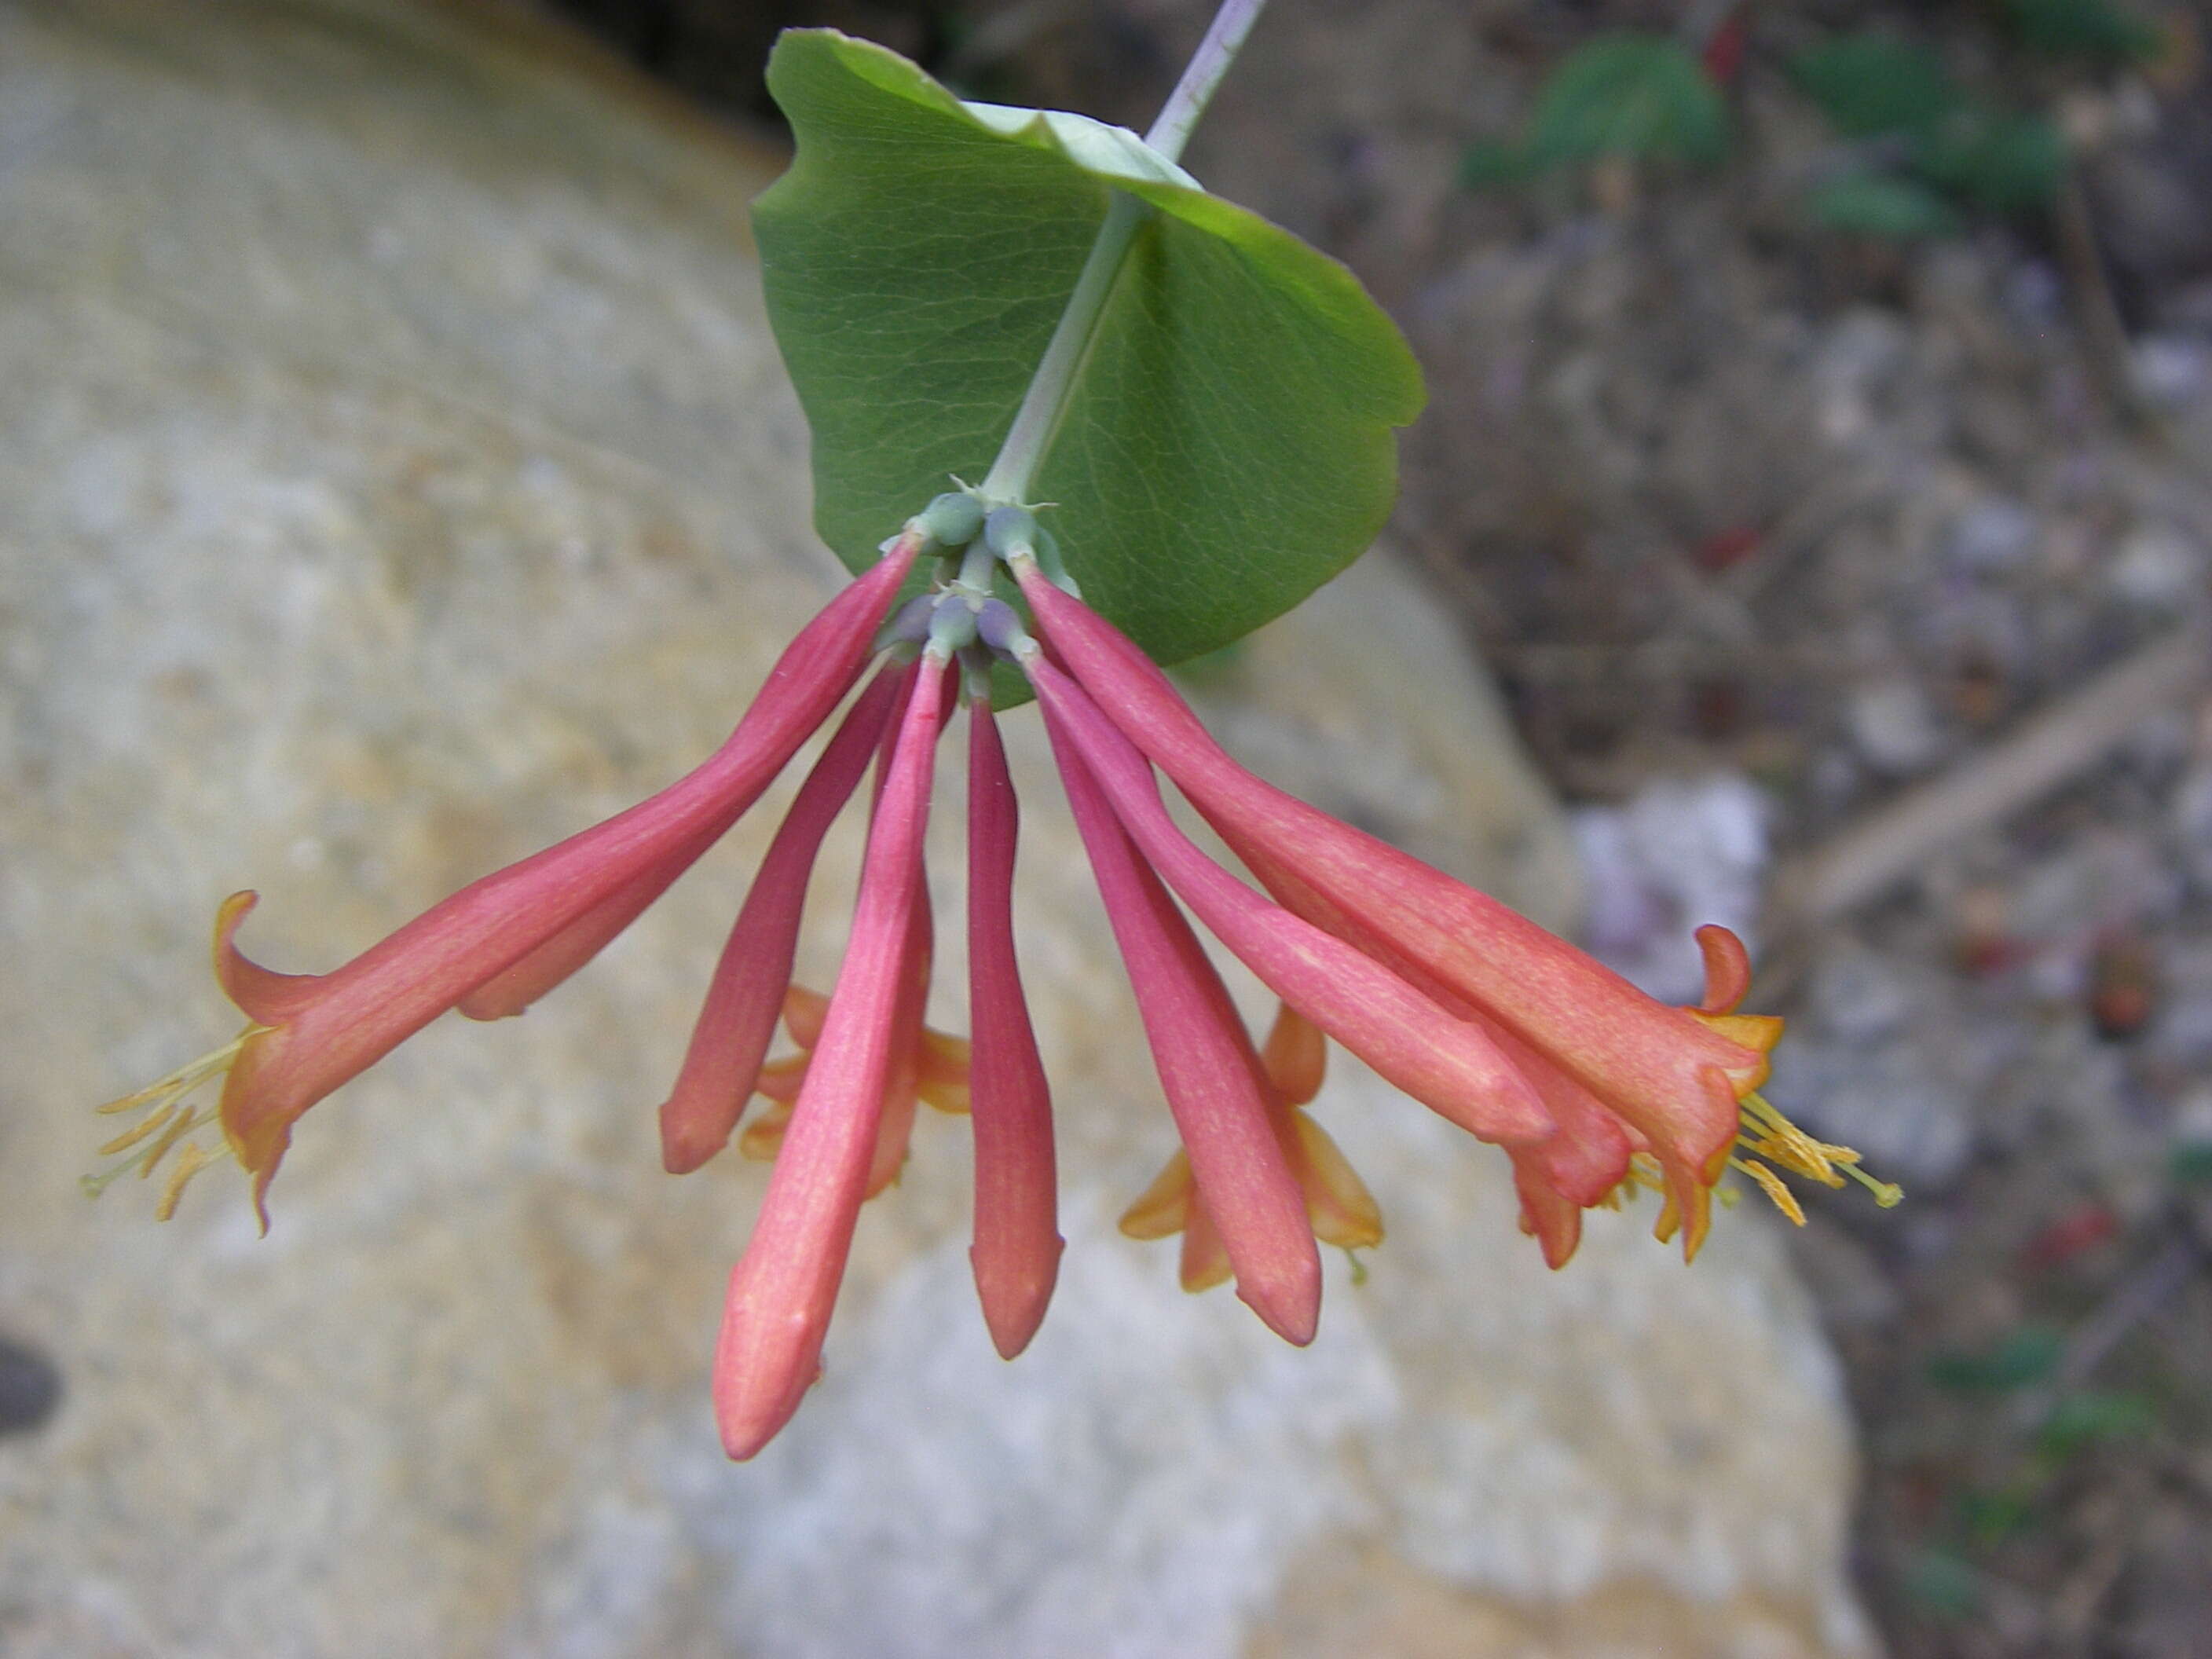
85, 1029, 255, 1218
137, 1104, 206, 1179
155, 1142, 218, 1221
1727, 1090, 1901, 1220
1730, 1157, 1807, 1225
97, 1101, 179, 1157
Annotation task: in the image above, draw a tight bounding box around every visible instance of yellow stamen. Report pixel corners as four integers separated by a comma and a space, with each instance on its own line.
93, 1030, 254, 1114
136, 1101, 206, 1177
82, 1029, 257, 1217
1602, 1094, 1902, 1234
1729, 1091, 1903, 1221
96, 1101, 178, 1157
155, 1142, 218, 1221
1730, 1156, 1806, 1225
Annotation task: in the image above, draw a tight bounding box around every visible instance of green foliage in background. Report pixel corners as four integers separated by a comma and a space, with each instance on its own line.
2003, 0, 2161, 61
1791, 32, 2070, 232
1462, 34, 1727, 187
1462, 0, 2163, 238
1525, 37, 1728, 169
1925, 1324, 2064, 1392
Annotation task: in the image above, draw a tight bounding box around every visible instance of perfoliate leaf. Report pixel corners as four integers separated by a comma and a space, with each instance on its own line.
1525, 36, 1730, 170
1808, 171, 1960, 240
754, 30, 1424, 673
1790, 35, 1956, 141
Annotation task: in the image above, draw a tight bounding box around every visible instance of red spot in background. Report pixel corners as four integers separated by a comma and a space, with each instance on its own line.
1694, 524, 1761, 573
1701, 16, 1748, 86
2020, 1202, 2118, 1272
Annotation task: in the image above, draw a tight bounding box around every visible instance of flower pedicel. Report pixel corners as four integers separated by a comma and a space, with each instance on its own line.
92, 494, 1896, 1459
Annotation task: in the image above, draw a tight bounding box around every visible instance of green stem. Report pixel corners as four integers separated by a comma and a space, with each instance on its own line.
976, 0, 1272, 506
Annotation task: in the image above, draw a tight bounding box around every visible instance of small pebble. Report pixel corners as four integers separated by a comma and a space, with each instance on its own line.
2106, 526, 2204, 609
0, 1335, 61, 1437
1848, 678, 1945, 775
1946, 498, 2037, 574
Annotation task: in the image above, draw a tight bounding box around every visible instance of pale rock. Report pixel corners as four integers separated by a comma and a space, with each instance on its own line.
1945, 497, 2038, 575
1846, 677, 1946, 776
1573, 775, 1770, 1004
0, 2, 1873, 1656
2104, 524, 2205, 610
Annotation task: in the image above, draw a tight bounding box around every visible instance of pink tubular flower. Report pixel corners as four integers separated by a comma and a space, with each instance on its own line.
1119, 1002, 1384, 1291
1046, 701, 1322, 1344
1004, 555, 1895, 1266
964, 694, 1064, 1358
713, 659, 952, 1459
96, 488, 1890, 1461
89, 533, 925, 1225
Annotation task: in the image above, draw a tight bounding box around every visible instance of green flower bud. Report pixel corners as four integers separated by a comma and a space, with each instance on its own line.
917, 491, 987, 548
983, 505, 1037, 558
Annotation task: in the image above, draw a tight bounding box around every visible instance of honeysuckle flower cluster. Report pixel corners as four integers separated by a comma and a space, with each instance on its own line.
91, 491, 1895, 1459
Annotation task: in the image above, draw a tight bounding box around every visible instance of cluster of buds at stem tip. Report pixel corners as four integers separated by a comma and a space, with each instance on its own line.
91, 487, 1897, 1461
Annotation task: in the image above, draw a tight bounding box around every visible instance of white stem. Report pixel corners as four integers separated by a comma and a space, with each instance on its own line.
977, 0, 1272, 504
1144, 0, 1270, 165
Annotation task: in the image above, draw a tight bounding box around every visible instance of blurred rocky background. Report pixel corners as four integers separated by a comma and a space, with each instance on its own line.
4, 0, 2208, 1654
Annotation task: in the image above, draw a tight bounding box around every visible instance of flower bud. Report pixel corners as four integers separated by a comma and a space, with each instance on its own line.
917, 491, 986, 548
983, 505, 1037, 558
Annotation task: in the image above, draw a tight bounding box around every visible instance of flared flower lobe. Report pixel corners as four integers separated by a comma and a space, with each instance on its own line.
198, 538, 925, 1222
1014, 564, 1780, 1256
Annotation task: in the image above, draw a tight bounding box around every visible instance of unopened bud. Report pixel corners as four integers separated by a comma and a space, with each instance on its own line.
1031, 523, 1082, 598
983, 505, 1037, 558
917, 491, 987, 548
928, 593, 980, 654
874, 594, 936, 652
974, 598, 1032, 657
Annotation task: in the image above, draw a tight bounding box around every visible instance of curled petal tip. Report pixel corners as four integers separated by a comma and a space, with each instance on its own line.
1694, 924, 1753, 1015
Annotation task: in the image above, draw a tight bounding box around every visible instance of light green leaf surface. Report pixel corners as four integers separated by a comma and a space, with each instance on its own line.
754, 31, 1424, 670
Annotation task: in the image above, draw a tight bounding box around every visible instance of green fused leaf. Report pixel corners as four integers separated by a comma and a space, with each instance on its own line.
2003, 0, 2160, 61
1790, 35, 1955, 141
1525, 36, 1730, 170
1926, 1324, 2064, 1392
1809, 172, 1960, 240
754, 31, 1424, 676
